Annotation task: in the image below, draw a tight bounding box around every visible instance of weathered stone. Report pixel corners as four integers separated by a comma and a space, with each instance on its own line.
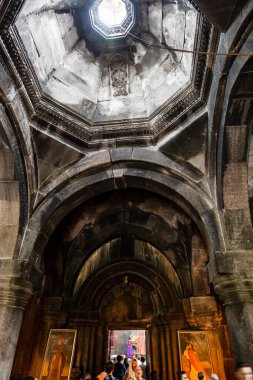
224, 209, 253, 248
0, 1, 252, 379
15, 0, 199, 123
159, 113, 208, 175
213, 273, 253, 366
224, 125, 249, 163
223, 163, 248, 209
183, 296, 222, 329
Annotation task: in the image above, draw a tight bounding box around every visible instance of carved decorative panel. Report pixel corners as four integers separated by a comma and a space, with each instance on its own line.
110, 55, 128, 97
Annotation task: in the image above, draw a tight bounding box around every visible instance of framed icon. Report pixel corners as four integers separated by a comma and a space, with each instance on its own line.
178, 330, 213, 380
39, 329, 77, 380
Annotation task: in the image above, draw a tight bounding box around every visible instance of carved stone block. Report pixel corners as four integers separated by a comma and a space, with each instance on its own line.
223, 163, 248, 209
110, 55, 128, 97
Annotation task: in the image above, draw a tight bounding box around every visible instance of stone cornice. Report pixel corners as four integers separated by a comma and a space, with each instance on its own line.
0, 277, 33, 309
213, 273, 253, 305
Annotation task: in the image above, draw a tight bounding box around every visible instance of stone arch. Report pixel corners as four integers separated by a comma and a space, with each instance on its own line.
0, 57, 36, 258
41, 189, 208, 303
76, 261, 178, 316
221, 57, 253, 250
73, 239, 184, 296
19, 149, 221, 270
207, 1, 253, 216
212, 6, 253, 226
210, 24, 253, 364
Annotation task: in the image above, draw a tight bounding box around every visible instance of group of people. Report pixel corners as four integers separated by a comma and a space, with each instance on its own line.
178, 370, 218, 380
178, 364, 253, 380
23, 360, 253, 380
96, 355, 147, 380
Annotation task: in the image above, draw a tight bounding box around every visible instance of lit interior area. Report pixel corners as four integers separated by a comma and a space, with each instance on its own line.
109, 330, 146, 360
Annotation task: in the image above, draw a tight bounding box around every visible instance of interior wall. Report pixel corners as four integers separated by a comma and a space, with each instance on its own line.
11, 191, 233, 380
0, 122, 19, 259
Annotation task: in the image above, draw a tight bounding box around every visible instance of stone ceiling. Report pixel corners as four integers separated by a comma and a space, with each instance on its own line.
1, 0, 214, 148
17, 0, 198, 122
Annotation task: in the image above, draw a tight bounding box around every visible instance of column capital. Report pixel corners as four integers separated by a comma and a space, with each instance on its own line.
0, 277, 33, 310
182, 296, 222, 329
213, 273, 253, 305
0, 258, 41, 310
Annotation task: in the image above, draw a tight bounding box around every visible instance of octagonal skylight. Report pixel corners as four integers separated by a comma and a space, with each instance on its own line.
90, 0, 135, 39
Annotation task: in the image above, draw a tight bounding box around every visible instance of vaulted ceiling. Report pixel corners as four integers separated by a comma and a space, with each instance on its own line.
2, 0, 215, 148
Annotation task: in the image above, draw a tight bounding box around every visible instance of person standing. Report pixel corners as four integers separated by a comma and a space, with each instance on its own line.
125, 358, 138, 380
124, 357, 129, 371
127, 337, 134, 358
135, 367, 146, 380
235, 364, 253, 380
103, 361, 118, 380
96, 364, 107, 380
113, 355, 126, 380
177, 371, 189, 380
140, 357, 146, 377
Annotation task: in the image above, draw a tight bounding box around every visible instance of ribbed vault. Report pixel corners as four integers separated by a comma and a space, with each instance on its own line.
43, 189, 211, 315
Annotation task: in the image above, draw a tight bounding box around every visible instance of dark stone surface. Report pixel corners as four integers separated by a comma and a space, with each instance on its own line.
159, 113, 208, 175
193, 0, 244, 31
0, 2, 253, 378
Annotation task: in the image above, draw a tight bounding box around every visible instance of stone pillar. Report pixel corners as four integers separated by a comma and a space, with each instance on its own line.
164, 324, 173, 380
168, 314, 185, 378
209, 251, 253, 368
150, 324, 159, 374
94, 325, 104, 375
0, 276, 33, 379
214, 272, 253, 367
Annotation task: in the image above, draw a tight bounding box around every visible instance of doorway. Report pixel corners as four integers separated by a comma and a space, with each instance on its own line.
108, 329, 147, 361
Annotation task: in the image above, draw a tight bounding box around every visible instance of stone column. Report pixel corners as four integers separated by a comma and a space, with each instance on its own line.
209, 251, 253, 368
214, 272, 253, 367
164, 324, 173, 380
150, 324, 159, 374
0, 276, 33, 379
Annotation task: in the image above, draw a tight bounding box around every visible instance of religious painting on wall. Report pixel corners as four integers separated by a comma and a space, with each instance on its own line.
178, 331, 213, 380
39, 329, 77, 380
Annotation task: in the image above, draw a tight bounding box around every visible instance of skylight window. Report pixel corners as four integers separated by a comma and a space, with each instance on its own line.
98, 0, 127, 27
90, 0, 135, 39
